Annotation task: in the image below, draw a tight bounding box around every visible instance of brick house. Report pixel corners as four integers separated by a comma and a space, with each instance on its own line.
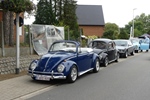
0, 9, 25, 43
76, 5, 105, 38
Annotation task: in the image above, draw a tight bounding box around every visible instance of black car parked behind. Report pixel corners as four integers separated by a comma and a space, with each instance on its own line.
88, 38, 119, 67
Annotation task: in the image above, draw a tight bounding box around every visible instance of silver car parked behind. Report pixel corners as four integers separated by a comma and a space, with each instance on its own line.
114, 39, 135, 58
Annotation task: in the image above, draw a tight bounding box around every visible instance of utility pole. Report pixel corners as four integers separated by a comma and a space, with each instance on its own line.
15, 13, 20, 74
132, 8, 137, 38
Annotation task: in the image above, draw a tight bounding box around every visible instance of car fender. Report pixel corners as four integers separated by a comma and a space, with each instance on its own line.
100, 52, 108, 61
62, 60, 78, 76
29, 59, 39, 70
91, 53, 100, 67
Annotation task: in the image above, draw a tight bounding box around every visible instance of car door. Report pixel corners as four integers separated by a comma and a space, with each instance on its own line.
107, 41, 116, 61
127, 40, 134, 53
77, 47, 92, 72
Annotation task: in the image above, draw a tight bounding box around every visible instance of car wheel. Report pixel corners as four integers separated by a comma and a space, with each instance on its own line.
103, 57, 109, 67
135, 50, 138, 53
146, 50, 149, 52
131, 50, 134, 55
115, 53, 119, 62
67, 65, 78, 83
93, 58, 100, 73
124, 51, 128, 58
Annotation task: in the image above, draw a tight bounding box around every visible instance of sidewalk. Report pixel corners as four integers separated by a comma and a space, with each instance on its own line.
0, 75, 54, 100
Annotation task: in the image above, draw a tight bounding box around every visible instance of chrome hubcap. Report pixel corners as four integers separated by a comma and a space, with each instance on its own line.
71, 67, 77, 81
96, 60, 100, 71
125, 52, 128, 57
105, 58, 108, 66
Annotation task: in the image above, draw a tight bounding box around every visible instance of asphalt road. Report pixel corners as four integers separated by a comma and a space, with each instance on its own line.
27, 51, 150, 100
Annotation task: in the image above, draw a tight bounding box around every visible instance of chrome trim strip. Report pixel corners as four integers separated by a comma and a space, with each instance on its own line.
65, 54, 76, 61
109, 59, 116, 63
78, 68, 93, 76
44, 52, 58, 71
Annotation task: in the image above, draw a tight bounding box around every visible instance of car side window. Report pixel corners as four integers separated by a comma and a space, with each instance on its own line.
112, 42, 116, 49
108, 42, 113, 49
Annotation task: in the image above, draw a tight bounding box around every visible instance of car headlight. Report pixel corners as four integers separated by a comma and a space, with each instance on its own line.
57, 64, 65, 73
30, 62, 37, 70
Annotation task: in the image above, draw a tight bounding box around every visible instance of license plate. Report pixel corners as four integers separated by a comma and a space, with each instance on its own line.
35, 75, 51, 81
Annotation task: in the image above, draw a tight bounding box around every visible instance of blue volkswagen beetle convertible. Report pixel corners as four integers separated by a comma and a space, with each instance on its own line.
28, 40, 100, 83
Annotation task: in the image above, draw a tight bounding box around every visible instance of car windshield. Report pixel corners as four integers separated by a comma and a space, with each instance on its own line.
49, 42, 76, 52
91, 41, 107, 49
114, 40, 128, 46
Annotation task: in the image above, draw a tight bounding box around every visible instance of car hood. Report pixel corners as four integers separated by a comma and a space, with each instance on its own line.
116, 46, 127, 50
34, 52, 75, 72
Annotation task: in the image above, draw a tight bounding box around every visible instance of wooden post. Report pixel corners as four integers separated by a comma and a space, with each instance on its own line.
28, 25, 33, 54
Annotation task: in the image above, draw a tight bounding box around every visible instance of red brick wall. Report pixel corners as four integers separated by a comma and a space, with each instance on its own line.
79, 25, 104, 37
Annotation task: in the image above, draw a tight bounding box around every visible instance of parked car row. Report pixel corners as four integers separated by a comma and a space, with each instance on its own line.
129, 37, 150, 53
28, 37, 149, 83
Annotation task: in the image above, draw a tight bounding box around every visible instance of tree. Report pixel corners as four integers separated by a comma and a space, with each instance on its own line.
125, 13, 150, 37
34, 0, 79, 40
54, 0, 63, 21
118, 28, 129, 39
62, 0, 79, 40
102, 30, 114, 39
2, 11, 10, 46
34, 0, 57, 25
102, 23, 119, 39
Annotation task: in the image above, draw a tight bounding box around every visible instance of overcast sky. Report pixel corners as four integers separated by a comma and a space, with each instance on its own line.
24, 0, 150, 27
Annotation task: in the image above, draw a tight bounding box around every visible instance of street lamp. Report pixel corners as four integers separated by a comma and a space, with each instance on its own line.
132, 8, 137, 38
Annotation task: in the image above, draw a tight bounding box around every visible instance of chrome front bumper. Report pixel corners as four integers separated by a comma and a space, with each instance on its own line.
28, 70, 66, 81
